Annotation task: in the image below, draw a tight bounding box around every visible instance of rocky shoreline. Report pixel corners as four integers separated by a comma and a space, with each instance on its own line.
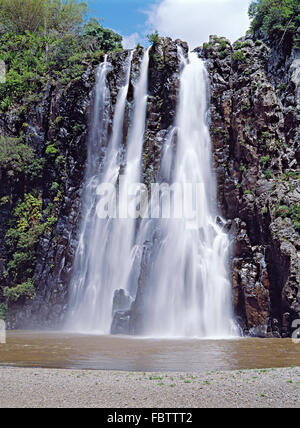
0, 365, 299, 408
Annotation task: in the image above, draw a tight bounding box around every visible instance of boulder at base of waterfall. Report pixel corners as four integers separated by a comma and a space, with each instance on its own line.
111, 310, 131, 335
112, 289, 132, 315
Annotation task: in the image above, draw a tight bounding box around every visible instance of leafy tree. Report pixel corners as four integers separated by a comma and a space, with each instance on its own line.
0, 137, 44, 180
147, 30, 162, 46
4, 279, 36, 302
0, 15, 123, 110
46, 0, 87, 34
0, 31, 91, 111
0, 0, 87, 35
249, 0, 300, 49
0, 0, 46, 34
82, 18, 122, 52
0, 136, 44, 202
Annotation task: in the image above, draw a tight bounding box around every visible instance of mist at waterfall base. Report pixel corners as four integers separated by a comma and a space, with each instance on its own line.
64, 47, 240, 340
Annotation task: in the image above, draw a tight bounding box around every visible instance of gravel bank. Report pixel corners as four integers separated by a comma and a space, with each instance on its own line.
0, 366, 299, 408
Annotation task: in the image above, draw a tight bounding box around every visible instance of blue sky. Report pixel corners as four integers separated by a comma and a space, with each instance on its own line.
87, 0, 251, 49
87, 0, 155, 41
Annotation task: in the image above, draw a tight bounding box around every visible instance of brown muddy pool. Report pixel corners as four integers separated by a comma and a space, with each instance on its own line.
0, 331, 300, 372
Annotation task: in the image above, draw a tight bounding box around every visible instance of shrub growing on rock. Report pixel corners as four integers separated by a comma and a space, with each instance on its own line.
249, 0, 300, 49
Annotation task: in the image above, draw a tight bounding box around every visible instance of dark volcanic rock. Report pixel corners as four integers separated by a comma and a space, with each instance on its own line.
200, 34, 300, 337
112, 289, 132, 315
111, 310, 131, 335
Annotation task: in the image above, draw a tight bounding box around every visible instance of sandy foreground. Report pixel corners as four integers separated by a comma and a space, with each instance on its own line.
0, 366, 299, 408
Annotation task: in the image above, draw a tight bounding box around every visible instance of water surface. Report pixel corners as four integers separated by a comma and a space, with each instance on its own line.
0, 331, 299, 372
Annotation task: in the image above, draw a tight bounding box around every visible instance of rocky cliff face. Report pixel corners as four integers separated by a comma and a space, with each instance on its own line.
1, 34, 299, 337
200, 34, 300, 337
0, 65, 96, 327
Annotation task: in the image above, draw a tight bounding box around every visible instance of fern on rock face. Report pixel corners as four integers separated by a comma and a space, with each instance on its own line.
3, 192, 59, 303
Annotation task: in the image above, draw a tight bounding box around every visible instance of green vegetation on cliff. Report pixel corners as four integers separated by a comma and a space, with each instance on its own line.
147, 31, 162, 46
0, 1, 122, 112
3, 191, 57, 302
249, 0, 300, 49
0, 1, 123, 305
0, 0, 87, 34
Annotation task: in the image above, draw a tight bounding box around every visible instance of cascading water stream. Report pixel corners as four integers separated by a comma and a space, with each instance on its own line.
107, 48, 150, 300
65, 56, 112, 332
134, 50, 239, 338
65, 49, 150, 333
65, 46, 238, 338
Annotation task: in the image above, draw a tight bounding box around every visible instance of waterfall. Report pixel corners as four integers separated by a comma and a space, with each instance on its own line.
65, 49, 150, 333
65, 46, 238, 338
65, 56, 112, 332
135, 51, 239, 338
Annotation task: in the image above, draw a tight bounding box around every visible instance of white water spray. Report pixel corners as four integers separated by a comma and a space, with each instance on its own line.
66, 50, 150, 333
66, 48, 239, 338
134, 51, 238, 338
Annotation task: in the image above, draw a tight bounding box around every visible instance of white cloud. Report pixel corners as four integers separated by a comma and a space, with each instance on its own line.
122, 32, 140, 49
146, 0, 251, 49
